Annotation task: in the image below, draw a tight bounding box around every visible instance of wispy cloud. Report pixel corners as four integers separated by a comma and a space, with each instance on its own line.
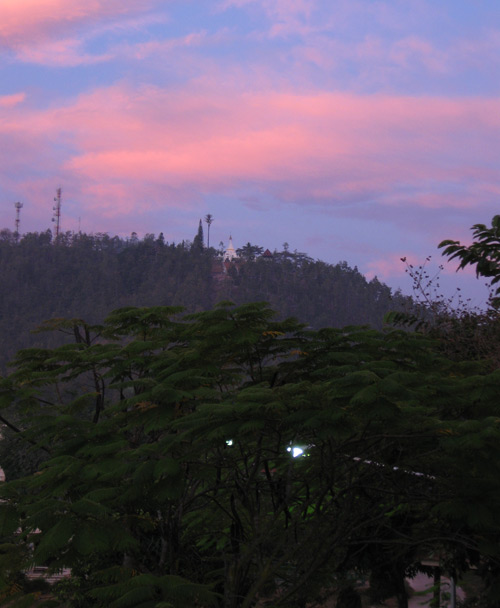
2, 82, 499, 226
0, 0, 165, 70
14, 38, 113, 67
0, 0, 161, 69
128, 31, 210, 60
219, 0, 317, 37
0, 0, 156, 44
0, 92, 26, 107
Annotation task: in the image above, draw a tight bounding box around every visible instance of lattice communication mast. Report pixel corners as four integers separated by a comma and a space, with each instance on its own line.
52, 188, 62, 239
14, 202, 23, 243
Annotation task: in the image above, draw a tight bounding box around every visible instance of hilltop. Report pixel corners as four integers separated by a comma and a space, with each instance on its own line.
0, 228, 410, 371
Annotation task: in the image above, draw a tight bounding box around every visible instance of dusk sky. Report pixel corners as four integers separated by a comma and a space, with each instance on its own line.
1, 0, 499, 304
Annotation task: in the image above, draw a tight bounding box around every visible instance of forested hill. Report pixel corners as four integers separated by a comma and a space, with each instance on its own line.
0, 228, 410, 370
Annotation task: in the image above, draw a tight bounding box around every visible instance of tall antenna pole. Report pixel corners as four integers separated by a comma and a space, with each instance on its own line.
14, 202, 23, 243
52, 187, 62, 239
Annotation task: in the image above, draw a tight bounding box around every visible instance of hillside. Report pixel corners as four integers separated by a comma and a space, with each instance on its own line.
0, 228, 410, 371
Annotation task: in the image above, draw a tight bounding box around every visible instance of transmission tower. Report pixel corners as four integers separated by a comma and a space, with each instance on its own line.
52, 187, 62, 239
14, 202, 23, 243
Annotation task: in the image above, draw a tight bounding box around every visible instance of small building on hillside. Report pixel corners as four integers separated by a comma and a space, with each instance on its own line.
224, 236, 238, 262
215, 236, 272, 276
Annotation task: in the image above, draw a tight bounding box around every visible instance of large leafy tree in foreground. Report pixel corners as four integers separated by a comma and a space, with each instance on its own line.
0, 303, 500, 607
439, 215, 500, 309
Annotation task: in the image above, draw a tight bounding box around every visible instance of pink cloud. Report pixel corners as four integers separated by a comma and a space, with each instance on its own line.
220, 0, 314, 16
287, 29, 482, 90
390, 36, 448, 73
14, 38, 113, 67
455, 29, 500, 70
219, 0, 316, 37
366, 246, 487, 281
0, 1, 170, 68
0, 0, 156, 48
2, 82, 499, 224
365, 254, 421, 281
0, 92, 26, 108
130, 31, 210, 60
365, 252, 488, 309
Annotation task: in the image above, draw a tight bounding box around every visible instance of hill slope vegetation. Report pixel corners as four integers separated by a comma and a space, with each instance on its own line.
0, 229, 409, 370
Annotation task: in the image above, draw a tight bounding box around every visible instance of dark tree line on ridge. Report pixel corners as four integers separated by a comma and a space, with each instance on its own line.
0, 227, 410, 372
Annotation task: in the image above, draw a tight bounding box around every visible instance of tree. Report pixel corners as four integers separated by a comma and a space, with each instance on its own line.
204, 214, 214, 249
235, 242, 263, 262
1, 303, 500, 607
192, 219, 204, 252
439, 215, 500, 308
389, 216, 500, 366
387, 255, 500, 367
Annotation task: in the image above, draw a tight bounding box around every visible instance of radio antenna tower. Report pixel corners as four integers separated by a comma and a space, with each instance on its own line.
14, 202, 23, 243
52, 187, 62, 239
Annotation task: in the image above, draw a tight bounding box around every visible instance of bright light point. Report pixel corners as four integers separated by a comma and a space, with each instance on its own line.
288, 446, 305, 458
226, 439, 233, 446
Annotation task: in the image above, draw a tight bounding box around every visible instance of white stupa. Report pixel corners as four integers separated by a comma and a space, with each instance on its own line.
224, 235, 237, 261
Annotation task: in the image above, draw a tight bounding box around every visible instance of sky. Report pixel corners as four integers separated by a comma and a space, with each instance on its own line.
1, 0, 499, 305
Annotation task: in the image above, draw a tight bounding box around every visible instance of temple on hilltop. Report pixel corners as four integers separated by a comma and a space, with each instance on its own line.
224, 235, 238, 262
211, 236, 273, 281
210, 235, 240, 281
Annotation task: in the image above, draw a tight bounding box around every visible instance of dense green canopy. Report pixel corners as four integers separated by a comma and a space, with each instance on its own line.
0, 302, 500, 607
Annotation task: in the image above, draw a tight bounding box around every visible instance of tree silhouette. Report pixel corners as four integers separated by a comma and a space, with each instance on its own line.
204, 214, 214, 248
192, 219, 204, 252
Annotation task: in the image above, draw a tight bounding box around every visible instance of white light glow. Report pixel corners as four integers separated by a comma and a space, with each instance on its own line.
287, 445, 305, 458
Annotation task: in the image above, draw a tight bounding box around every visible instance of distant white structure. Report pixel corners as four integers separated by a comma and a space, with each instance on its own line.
224, 235, 238, 262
